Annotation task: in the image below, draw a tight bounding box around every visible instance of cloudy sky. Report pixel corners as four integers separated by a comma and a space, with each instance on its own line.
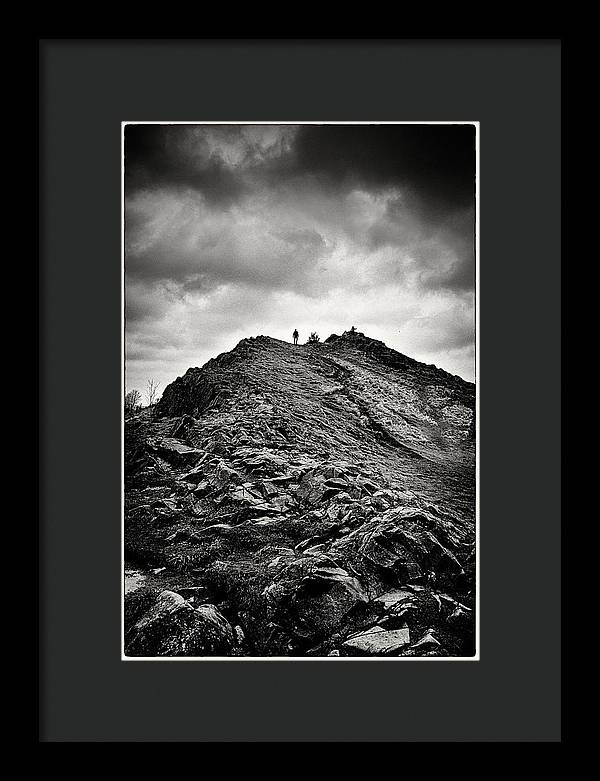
124, 123, 476, 400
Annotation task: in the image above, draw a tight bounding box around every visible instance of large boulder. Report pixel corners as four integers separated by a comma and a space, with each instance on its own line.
124, 590, 235, 657
291, 571, 369, 642
261, 557, 369, 643
211, 461, 243, 491
330, 506, 464, 586
410, 628, 441, 651
296, 472, 327, 507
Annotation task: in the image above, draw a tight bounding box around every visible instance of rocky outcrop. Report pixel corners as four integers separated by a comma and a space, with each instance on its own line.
125, 590, 235, 657
125, 332, 476, 657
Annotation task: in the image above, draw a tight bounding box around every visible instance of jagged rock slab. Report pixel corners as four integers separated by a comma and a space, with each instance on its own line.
375, 589, 415, 610
153, 439, 203, 465
343, 625, 411, 655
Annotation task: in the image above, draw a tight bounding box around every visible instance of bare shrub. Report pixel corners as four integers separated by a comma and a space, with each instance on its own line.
125, 389, 142, 416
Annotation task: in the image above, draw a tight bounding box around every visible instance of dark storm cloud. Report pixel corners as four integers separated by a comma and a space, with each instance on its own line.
291, 124, 475, 214
125, 124, 251, 207
125, 123, 474, 292
287, 125, 476, 293
126, 123, 475, 215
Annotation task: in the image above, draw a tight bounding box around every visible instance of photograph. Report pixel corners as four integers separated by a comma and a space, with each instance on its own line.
122, 122, 478, 659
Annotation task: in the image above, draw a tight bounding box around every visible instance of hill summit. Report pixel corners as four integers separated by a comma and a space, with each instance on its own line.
124, 331, 476, 657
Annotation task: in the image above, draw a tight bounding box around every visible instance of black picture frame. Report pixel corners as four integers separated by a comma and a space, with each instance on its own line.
39, 38, 562, 742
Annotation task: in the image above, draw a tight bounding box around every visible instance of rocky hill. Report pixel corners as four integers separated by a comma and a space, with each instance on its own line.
124, 331, 476, 657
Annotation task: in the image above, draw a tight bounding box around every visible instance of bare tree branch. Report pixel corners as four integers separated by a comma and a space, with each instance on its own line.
146, 378, 160, 407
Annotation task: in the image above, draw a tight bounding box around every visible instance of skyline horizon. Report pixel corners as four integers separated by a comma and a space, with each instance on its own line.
125, 322, 476, 403
124, 123, 477, 399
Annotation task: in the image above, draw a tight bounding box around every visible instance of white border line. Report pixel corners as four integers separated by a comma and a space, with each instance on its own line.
121, 121, 480, 661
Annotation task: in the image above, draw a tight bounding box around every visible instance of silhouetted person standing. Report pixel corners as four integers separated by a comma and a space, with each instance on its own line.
293, 329, 299, 345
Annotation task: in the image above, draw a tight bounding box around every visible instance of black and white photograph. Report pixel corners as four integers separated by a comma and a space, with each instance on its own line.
122, 122, 478, 659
